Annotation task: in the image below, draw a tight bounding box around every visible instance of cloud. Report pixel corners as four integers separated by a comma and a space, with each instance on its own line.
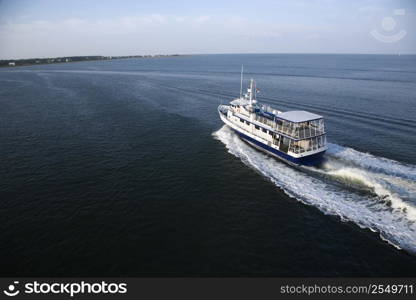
195, 15, 211, 23
358, 5, 385, 14
307, 33, 322, 39
174, 16, 186, 23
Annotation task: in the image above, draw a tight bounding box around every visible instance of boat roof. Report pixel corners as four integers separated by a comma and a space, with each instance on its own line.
230, 98, 250, 106
276, 110, 322, 123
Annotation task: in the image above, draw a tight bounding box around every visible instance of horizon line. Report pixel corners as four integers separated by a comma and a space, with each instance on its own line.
2, 52, 416, 61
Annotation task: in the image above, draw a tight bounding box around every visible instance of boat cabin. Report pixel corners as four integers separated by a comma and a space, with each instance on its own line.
273, 111, 326, 154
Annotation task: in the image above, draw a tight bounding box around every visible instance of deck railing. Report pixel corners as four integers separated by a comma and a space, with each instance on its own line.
252, 115, 325, 139
234, 110, 325, 141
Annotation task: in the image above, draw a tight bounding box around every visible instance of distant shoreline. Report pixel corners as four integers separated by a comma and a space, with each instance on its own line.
2, 53, 413, 68
0, 54, 182, 68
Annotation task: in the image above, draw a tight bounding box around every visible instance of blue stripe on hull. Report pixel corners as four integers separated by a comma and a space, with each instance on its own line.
231, 127, 325, 166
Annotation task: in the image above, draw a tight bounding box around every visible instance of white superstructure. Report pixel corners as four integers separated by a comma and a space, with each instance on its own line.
218, 77, 327, 166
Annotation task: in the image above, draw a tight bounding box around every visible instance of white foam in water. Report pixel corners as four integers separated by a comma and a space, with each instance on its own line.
213, 126, 416, 253
326, 143, 416, 181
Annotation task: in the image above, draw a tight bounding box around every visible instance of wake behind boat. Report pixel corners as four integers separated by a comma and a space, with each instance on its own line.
218, 72, 327, 166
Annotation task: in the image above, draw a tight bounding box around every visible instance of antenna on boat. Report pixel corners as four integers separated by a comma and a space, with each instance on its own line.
253, 79, 256, 101
239, 65, 244, 99
249, 78, 254, 105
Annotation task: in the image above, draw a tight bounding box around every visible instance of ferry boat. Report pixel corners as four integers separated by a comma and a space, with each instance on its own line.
218, 76, 327, 166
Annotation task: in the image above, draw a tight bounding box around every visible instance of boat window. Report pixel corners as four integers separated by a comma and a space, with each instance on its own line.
289, 140, 298, 153
319, 136, 324, 147
255, 125, 260, 130
262, 128, 267, 133
245, 121, 250, 125
240, 118, 244, 123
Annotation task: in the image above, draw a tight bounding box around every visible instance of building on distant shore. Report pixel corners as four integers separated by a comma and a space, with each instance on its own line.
8, 62, 15, 66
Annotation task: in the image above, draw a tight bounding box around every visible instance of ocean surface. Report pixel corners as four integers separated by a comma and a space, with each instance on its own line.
1, 54, 416, 276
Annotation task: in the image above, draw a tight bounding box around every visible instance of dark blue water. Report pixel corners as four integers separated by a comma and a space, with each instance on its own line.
1, 54, 416, 276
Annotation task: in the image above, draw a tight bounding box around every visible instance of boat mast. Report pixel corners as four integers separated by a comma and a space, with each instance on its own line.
249, 78, 254, 105
240, 65, 244, 99
253, 79, 256, 101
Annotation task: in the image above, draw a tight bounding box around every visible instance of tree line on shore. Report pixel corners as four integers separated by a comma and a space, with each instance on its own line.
0, 54, 180, 67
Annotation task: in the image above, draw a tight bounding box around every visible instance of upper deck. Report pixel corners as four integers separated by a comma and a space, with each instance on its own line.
230, 100, 325, 140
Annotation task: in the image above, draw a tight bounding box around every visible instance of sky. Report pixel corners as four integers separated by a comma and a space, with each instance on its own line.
0, 0, 415, 59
